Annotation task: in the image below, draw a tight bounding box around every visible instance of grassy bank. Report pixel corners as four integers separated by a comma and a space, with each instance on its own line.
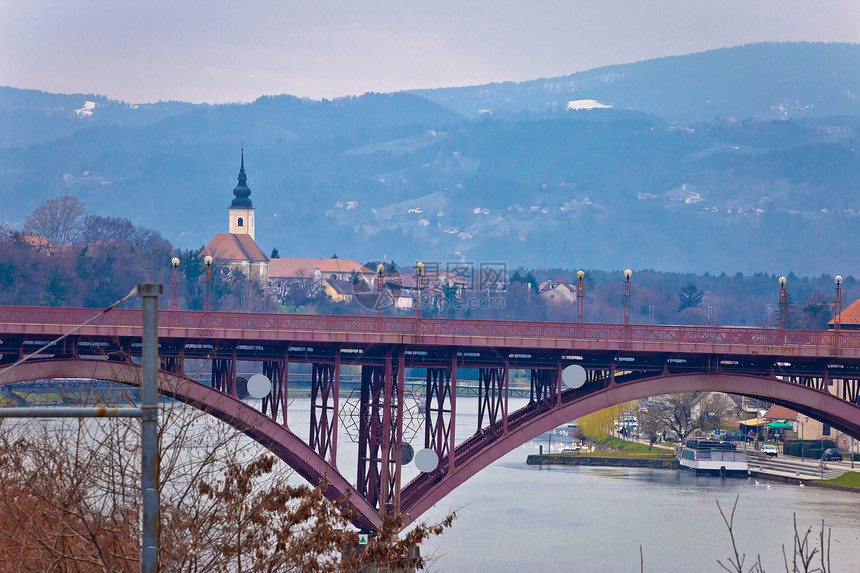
816, 471, 860, 489
554, 434, 676, 460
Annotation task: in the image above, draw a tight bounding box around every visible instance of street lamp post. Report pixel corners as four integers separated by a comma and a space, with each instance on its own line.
834, 275, 843, 354
415, 262, 424, 320
171, 257, 180, 311
203, 256, 213, 313
376, 264, 385, 321
778, 276, 787, 331
623, 269, 632, 326
576, 270, 585, 323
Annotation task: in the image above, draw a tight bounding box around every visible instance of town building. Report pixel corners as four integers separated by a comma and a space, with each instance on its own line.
538, 278, 577, 303
830, 297, 860, 330
268, 258, 376, 304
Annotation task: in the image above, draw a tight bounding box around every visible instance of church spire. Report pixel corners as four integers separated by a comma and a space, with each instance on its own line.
230, 145, 253, 209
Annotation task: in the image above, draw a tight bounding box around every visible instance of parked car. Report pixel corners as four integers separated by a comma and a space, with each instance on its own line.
822, 448, 843, 462
724, 431, 753, 442
760, 444, 778, 457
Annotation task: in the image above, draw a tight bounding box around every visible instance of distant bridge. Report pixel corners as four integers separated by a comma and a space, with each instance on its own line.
2, 305, 859, 531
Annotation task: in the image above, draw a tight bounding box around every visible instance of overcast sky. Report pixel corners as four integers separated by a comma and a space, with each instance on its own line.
2, 1, 859, 104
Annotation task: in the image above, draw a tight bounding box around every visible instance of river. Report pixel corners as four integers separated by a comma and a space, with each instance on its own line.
282, 396, 860, 571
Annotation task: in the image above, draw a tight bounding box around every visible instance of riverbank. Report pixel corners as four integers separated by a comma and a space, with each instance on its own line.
527, 454, 677, 469
527, 453, 860, 493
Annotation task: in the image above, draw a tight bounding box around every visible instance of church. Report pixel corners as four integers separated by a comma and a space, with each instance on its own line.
201, 150, 379, 303
201, 149, 269, 282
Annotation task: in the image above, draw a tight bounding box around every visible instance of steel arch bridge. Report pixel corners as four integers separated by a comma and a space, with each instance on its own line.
2, 305, 860, 531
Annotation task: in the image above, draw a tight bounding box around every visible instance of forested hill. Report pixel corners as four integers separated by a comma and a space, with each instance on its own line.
411, 43, 860, 120
1, 42, 860, 277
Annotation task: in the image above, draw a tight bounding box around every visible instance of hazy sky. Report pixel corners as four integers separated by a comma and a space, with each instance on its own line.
3, 1, 859, 104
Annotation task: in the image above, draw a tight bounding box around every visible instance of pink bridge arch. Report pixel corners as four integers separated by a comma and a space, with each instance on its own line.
398, 372, 860, 526
0, 358, 383, 531
4, 359, 860, 532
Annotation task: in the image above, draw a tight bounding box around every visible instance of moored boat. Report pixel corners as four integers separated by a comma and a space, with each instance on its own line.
677, 439, 748, 477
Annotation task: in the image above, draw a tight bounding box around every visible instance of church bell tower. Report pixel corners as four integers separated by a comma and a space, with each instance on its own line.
228, 146, 255, 240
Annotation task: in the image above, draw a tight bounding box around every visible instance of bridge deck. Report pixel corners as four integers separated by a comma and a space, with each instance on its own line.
1, 306, 858, 360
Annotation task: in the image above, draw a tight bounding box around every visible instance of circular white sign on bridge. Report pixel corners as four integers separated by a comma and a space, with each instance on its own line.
401, 443, 415, 465
414, 448, 439, 473
247, 374, 272, 399
561, 364, 587, 389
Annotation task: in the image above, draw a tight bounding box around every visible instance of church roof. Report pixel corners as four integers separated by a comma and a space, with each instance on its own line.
202, 233, 267, 262
230, 148, 253, 209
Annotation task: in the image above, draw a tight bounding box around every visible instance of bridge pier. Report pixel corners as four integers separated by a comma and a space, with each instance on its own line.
310, 359, 339, 467
210, 357, 235, 395
478, 365, 507, 436
530, 368, 557, 405
424, 366, 454, 470
355, 350, 407, 516
262, 355, 287, 426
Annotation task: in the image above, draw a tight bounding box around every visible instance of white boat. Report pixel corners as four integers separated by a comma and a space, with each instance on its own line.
677, 439, 748, 477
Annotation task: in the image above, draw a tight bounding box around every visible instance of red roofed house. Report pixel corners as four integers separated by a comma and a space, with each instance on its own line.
201, 149, 269, 282
830, 297, 860, 330
762, 404, 798, 440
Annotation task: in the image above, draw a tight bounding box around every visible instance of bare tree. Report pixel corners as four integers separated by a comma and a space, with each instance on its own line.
716, 495, 831, 573
219, 273, 278, 313
81, 215, 136, 244
24, 196, 87, 246
272, 270, 325, 308
131, 226, 172, 256
640, 393, 735, 441
0, 386, 453, 572
636, 406, 663, 446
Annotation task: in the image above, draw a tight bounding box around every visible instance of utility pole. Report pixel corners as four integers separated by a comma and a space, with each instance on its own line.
0, 284, 162, 573
139, 284, 161, 573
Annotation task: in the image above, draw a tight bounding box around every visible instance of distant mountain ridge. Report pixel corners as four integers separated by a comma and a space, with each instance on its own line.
2, 42, 859, 276
410, 42, 860, 121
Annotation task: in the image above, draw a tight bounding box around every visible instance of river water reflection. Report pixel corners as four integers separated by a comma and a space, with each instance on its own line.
286, 396, 859, 572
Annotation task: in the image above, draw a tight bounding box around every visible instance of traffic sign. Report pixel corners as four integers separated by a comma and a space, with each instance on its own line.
358, 533, 369, 545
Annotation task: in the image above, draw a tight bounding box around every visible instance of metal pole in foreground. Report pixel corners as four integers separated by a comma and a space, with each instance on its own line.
139, 283, 162, 573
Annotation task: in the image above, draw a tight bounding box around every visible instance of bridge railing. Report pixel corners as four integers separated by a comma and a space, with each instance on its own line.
1, 305, 856, 350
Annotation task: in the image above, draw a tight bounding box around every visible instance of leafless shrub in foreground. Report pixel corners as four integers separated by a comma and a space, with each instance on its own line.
0, 394, 453, 572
